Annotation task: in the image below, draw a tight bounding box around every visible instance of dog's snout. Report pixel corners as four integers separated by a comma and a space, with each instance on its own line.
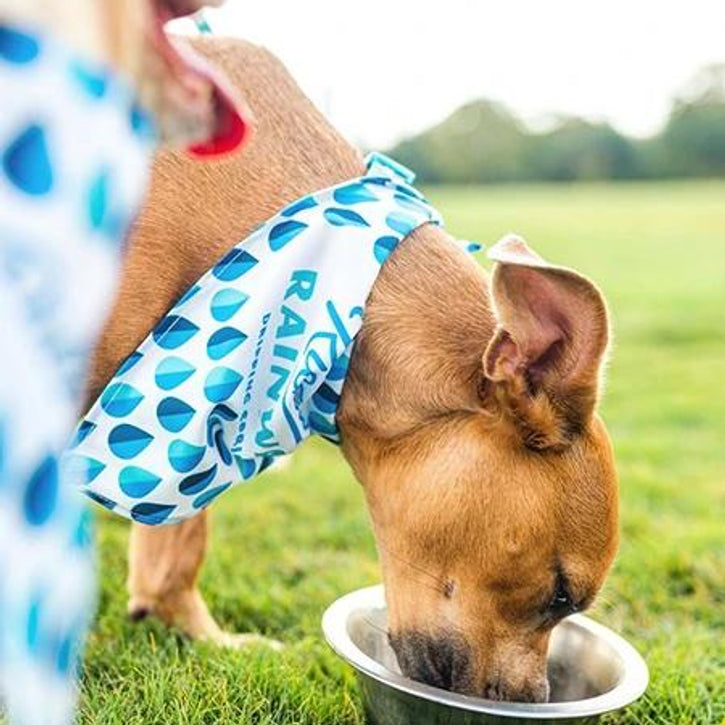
389, 630, 472, 692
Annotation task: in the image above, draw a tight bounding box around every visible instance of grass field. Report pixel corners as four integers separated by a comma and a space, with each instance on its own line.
79, 181, 725, 725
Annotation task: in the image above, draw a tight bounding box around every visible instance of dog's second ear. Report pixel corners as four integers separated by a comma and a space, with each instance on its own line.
483, 235, 609, 451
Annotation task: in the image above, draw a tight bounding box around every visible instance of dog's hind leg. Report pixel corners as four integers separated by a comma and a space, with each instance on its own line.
127, 512, 281, 649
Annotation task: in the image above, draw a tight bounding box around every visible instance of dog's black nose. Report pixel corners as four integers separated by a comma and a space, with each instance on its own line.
389, 630, 472, 692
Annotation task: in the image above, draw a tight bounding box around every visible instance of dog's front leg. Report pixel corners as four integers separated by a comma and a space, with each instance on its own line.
127, 512, 281, 649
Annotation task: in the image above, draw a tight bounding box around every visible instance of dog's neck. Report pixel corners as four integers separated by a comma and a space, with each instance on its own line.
339, 224, 496, 445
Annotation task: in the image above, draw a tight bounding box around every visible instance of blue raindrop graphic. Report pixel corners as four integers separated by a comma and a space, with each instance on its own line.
156, 397, 195, 433
212, 248, 258, 281
168, 439, 206, 473
131, 502, 176, 525
155, 356, 195, 390
85, 490, 116, 511
119, 466, 162, 498
192, 482, 232, 510
100, 382, 144, 417
237, 457, 257, 479
280, 195, 318, 217
23, 456, 57, 526
108, 424, 154, 459
268, 220, 308, 251
130, 103, 155, 141
0, 26, 40, 63
115, 351, 143, 377
2, 124, 53, 195
394, 192, 425, 212
328, 354, 350, 382
63, 454, 106, 484
152, 315, 200, 350
179, 464, 218, 496
175, 284, 201, 308
204, 367, 243, 403
210, 288, 248, 322
207, 327, 247, 361
373, 235, 399, 264
309, 411, 339, 438
88, 167, 123, 239
323, 208, 370, 228
312, 383, 340, 415
333, 183, 378, 205
70, 59, 108, 98
206, 404, 237, 465
386, 211, 418, 236
70, 420, 96, 448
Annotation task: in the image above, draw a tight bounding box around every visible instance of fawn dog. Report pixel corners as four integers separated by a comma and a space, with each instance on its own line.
87, 37, 618, 703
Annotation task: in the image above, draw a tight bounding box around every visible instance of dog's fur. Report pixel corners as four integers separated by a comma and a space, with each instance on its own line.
88, 37, 619, 702
0, 0, 232, 145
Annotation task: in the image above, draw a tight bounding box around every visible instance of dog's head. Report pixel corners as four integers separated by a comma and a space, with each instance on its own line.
340, 233, 618, 702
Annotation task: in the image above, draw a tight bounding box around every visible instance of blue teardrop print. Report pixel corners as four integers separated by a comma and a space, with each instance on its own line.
373, 235, 398, 264
100, 382, 144, 417
308, 411, 339, 438
70, 59, 108, 98
119, 466, 162, 498
192, 482, 232, 510
328, 353, 350, 382
281, 195, 318, 217
207, 327, 247, 361
115, 351, 143, 377
268, 220, 308, 251
23, 456, 58, 526
168, 439, 206, 473
108, 424, 153, 459
3, 124, 53, 195
130, 502, 176, 525
175, 284, 201, 309
62, 454, 106, 484
323, 208, 370, 228
157, 397, 195, 433
333, 183, 379, 205
237, 457, 257, 479
70, 420, 96, 448
212, 248, 258, 281
152, 315, 200, 350
312, 383, 340, 415
394, 192, 425, 212
179, 464, 218, 496
155, 356, 195, 390
385, 211, 418, 236
210, 288, 248, 322
85, 490, 116, 511
204, 367, 242, 403
0, 26, 40, 63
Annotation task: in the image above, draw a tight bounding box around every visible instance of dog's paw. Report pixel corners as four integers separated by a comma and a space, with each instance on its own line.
213, 632, 285, 651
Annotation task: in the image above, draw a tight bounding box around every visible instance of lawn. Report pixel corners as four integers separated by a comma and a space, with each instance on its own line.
79, 181, 725, 725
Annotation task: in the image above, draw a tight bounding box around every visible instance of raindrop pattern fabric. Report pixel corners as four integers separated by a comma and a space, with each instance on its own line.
0, 24, 154, 725
70, 153, 477, 526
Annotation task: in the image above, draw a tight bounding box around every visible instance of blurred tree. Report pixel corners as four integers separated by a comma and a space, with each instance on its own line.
388, 64, 725, 184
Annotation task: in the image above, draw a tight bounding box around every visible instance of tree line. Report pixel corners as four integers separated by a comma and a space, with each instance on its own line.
389, 65, 725, 184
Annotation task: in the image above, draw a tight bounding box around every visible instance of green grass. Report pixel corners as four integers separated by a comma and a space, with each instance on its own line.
80, 181, 725, 724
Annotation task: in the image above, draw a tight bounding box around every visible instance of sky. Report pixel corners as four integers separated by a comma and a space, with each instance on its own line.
174, 0, 725, 149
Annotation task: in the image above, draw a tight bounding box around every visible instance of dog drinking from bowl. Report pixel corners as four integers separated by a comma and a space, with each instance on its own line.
74, 36, 619, 703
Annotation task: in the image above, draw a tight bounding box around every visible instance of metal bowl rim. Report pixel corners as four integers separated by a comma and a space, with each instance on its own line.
322, 584, 649, 720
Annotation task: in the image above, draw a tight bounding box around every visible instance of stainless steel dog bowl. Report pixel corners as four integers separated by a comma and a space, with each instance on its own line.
322, 585, 648, 725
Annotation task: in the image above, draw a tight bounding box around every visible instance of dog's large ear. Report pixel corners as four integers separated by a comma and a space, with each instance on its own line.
483, 235, 609, 451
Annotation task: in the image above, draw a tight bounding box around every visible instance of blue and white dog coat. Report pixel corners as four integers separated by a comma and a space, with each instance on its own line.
68, 154, 477, 526
0, 23, 154, 725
